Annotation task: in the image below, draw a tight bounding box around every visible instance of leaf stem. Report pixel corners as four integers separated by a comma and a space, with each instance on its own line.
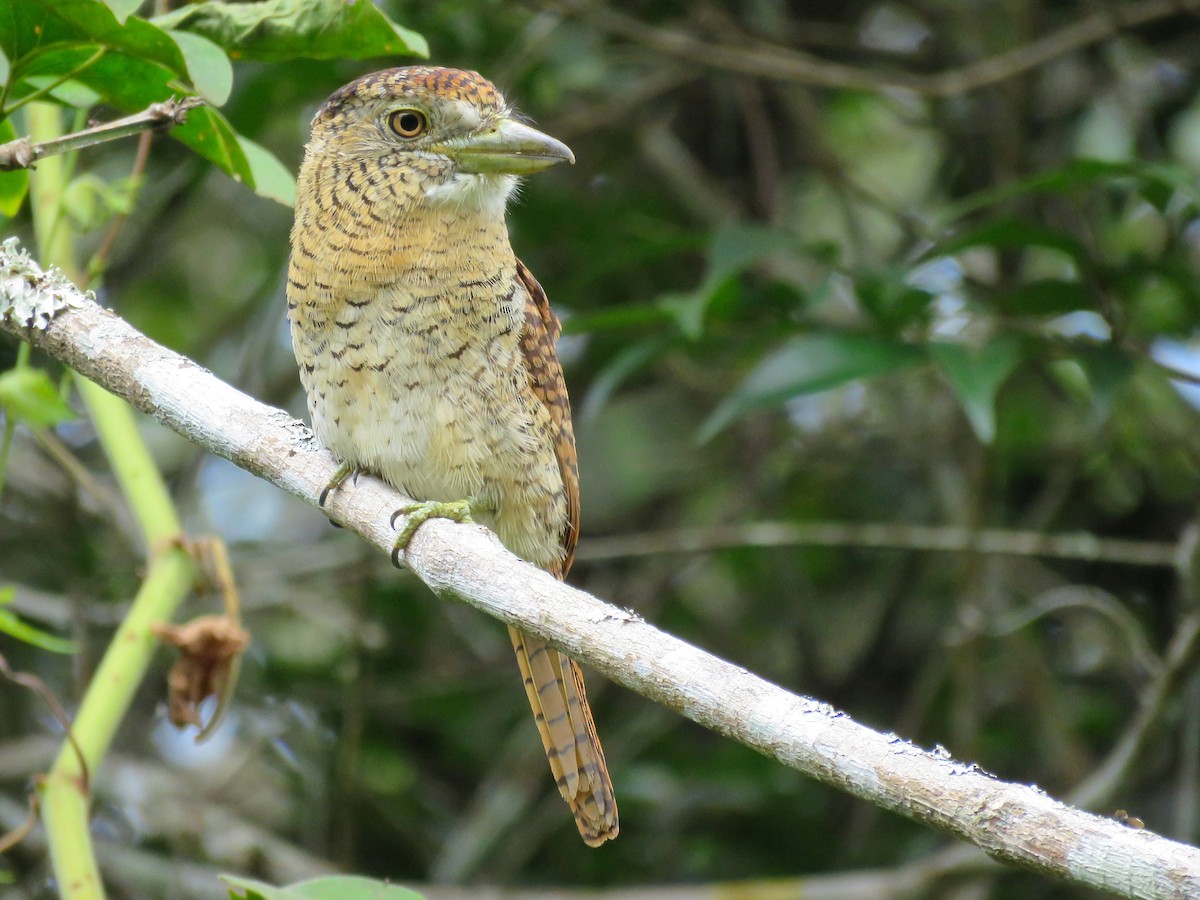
25, 101, 196, 900
1, 47, 108, 122
0, 343, 30, 502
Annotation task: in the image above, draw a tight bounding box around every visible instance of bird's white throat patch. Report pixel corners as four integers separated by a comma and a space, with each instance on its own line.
424, 172, 518, 216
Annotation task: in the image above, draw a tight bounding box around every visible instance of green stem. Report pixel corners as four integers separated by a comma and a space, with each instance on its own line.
0, 343, 30, 501
75, 380, 184, 540
40, 551, 194, 896
26, 102, 196, 900
2, 48, 107, 121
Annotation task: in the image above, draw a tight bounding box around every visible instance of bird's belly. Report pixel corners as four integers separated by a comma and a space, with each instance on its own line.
300, 326, 567, 567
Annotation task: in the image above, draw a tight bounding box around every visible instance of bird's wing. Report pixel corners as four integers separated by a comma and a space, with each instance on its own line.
513, 261, 618, 845
516, 258, 579, 577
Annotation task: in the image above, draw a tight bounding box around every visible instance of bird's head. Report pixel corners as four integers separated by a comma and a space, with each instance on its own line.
302, 66, 574, 214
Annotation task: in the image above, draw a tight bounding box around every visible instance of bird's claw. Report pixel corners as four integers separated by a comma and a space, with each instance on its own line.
390, 498, 476, 567
319, 461, 360, 508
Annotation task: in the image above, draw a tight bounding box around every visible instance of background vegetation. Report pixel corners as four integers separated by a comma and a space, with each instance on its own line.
4, 0, 1200, 897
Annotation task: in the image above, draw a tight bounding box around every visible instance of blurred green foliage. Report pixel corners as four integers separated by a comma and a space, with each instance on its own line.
4, 0, 1200, 897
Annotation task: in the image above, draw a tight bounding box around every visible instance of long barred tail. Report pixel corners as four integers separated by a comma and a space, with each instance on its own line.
508, 625, 618, 846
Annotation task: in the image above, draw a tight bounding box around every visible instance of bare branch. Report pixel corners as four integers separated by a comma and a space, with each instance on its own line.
0, 653, 88, 793
542, 0, 1200, 97
1071, 610, 1200, 811
577, 520, 1182, 569
3, 238, 1200, 897
0, 98, 204, 171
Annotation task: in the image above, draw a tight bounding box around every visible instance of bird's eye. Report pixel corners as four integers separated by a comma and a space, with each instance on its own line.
388, 109, 427, 139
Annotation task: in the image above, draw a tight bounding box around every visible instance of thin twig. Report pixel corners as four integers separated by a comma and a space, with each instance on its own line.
0, 654, 88, 794
1070, 609, 1200, 810
543, 0, 1200, 97
1, 48, 108, 121
550, 68, 696, 139
733, 75, 780, 220
0, 341, 31, 502
0, 794, 39, 855
984, 585, 1164, 678
637, 120, 743, 225
1148, 355, 1200, 388
32, 428, 115, 512
0, 98, 204, 171
575, 520, 1182, 568
88, 130, 155, 281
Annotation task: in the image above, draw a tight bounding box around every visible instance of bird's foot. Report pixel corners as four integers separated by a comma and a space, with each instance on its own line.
389, 498, 477, 566
319, 461, 360, 508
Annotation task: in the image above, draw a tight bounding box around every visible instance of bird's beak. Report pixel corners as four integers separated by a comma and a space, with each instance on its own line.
445, 118, 575, 175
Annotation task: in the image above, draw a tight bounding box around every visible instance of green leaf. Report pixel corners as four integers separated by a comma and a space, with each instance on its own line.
0, 4, 74, 76
700, 333, 923, 441
16, 43, 187, 118
0, 0, 233, 146
103, 0, 142, 24
17, 44, 167, 107
221, 874, 426, 900
8, 37, 278, 193
0, 368, 75, 427
580, 338, 669, 423
0, 118, 30, 218
704, 224, 794, 289
950, 159, 1137, 218
947, 158, 1200, 221
238, 134, 296, 206
0, 591, 75, 654
663, 225, 796, 339
173, 105, 254, 187
169, 29, 233, 105
20, 68, 104, 108
6, 0, 190, 83
936, 218, 1088, 263
929, 337, 1023, 444
995, 279, 1092, 316
658, 288, 715, 341
856, 271, 935, 332
63, 173, 136, 229
155, 0, 429, 61
32, 46, 256, 185
565, 302, 674, 334
1074, 345, 1135, 417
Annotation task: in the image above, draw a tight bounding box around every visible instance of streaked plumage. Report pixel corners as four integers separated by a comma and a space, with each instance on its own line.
287, 66, 617, 846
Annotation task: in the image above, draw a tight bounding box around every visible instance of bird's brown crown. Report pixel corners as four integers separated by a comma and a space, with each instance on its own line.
316, 66, 507, 122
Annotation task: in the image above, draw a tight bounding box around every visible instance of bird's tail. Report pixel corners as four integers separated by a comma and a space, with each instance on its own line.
508, 625, 619, 846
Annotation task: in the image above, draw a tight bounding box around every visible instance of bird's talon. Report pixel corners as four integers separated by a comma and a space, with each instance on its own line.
390, 498, 476, 566
320, 462, 358, 508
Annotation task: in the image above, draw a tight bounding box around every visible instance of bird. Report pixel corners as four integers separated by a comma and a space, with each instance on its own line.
286, 66, 618, 847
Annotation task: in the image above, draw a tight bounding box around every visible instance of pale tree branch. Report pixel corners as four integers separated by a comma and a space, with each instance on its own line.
3, 238, 1200, 898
